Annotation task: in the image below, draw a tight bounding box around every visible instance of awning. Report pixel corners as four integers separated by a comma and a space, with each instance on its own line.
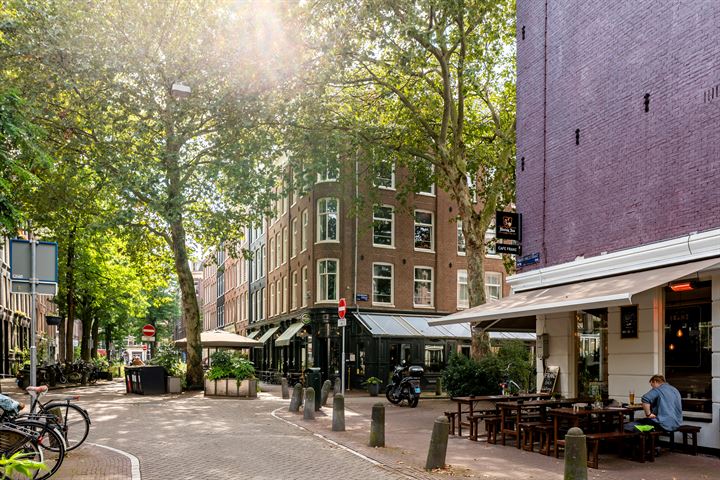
275, 322, 306, 347
431, 258, 720, 326
174, 330, 262, 348
255, 326, 279, 345
245, 331, 259, 339
356, 314, 472, 338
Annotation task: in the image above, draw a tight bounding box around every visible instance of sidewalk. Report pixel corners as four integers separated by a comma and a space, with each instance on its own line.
269, 383, 720, 480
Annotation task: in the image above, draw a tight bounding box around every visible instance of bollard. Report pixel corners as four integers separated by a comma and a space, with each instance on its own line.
333, 377, 341, 395
321, 379, 332, 406
564, 427, 587, 480
303, 387, 316, 420
332, 394, 346, 431
435, 377, 443, 396
281, 378, 289, 399
368, 403, 385, 447
289, 383, 303, 412
425, 416, 450, 470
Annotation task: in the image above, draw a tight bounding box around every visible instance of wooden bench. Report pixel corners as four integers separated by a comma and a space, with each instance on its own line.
585, 431, 639, 469
659, 425, 701, 455
444, 411, 465, 436
519, 421, 551, 452
534, 423, 554, 455
485, 416, 502, 444
468, 409, 500, 441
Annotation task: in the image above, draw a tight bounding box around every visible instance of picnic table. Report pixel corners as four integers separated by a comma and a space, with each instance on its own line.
495, 398, 577, 448
451, 393, 551, 436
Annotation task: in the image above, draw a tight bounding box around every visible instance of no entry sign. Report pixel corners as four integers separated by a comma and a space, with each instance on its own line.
338, 298, 346, 319
142, 324, 156, 337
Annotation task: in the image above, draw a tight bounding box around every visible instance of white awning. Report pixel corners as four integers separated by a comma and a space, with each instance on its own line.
356, 314, 472, 338
245, 331, 259, 339
256, 326, 279, 345
275, 323, 306, 347
430, 258, 720, 326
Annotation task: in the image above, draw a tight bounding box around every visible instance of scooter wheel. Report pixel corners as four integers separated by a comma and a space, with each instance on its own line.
386, 385, 401, 404
409, 392, 419, 408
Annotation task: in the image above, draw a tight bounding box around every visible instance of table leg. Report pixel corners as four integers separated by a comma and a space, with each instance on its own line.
553, 416, 559, 458
457, 402, 463, 436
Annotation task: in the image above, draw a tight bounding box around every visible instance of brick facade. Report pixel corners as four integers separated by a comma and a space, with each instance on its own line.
516, 1, 720, 270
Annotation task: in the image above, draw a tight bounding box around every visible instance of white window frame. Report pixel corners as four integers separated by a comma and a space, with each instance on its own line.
485, 271, 503, 301
275, 232, 281, 268
270, 282, 276, 317
291, 218, 298, 258
317, 259, 339, 303
418, 162, 435, 196
317, 164, 339, 183
269, 237, 275, 271
282, 276, 288, 313
301, 266, 308, 307
276, 279, 281, 315
457, 220, 466, 256
372, 205, 394, 248
291, 271, 298, 310
414, 210, 434, 252
371, 262, 394, 306
413, 266, 434, 308
301, 209, 309, 252
375, 161, 395, 190
259, 246, 265, 277
457, 269, 469, 309
485, 225, 500, 258
317, 198, 339, 243
282, 227, 288, 264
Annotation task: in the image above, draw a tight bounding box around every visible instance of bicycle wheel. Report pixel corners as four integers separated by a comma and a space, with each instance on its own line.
42, 403, 90, 451
0, 427, 45, 479
14, 419, 65, 480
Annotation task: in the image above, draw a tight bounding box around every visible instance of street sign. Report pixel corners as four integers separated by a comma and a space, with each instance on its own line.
142, 324, 156, 337
338, 318, 347, 327
516, 252, 540, 268
496, 243, 521, 255
141, 335, 156, 342
338, 298, 347, 319
355, 293, 369, 302
10, 240, 58, 282
142, 344, 147, 351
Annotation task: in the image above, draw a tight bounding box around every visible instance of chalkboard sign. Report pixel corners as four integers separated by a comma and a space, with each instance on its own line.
540, 366, 559, 394
621, 305, 638, 339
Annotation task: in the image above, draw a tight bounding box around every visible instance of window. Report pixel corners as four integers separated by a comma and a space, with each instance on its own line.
485, 225, 499, 257
301, 266, 308, 307
270, 283, 276, 317
373, 206, 394, 247
485, 272, 502, 300
259, 246, 265, 277
275, 232, 281, 267
457, 220, 466, 255
260, 287, 265, 319
424, 345, 445, 372
317, 163, 339, 182
372, 263, 393, 305
317, 259, 338, 302
291, 271, 298, 310
269, 237, 275, 271
457, 270, 469, 309
417, 161, 435, 195
217, 305, 224, 328
301, 209, 308, 251
282, 227, 288, 264
291, 218, 298, 258
282, 276, 288, 313
375, 161, 395, 189
414, 211, 434, 251
276, 279, 281, 315
414, 267, 433, 307
317, 198, 339, 242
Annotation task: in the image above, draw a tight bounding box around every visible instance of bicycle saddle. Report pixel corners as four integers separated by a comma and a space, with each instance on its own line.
26, 386, 48, 394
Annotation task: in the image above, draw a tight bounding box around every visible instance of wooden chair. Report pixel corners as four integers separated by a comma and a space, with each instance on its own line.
485, 416, 502, 444
534, 423, 554, 455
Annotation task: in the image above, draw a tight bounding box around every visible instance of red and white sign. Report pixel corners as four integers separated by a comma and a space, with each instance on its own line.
142, 324, 156, 337
338, 298, 347, 319
142, 344, 148, 351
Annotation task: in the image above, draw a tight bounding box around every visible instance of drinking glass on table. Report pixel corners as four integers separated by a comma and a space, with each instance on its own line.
629, 390, 635, 405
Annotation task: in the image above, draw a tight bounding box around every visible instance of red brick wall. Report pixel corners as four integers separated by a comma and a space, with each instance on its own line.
517, 1, 720, 269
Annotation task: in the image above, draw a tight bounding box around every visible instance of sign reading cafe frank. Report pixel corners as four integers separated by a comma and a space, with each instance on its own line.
495, 211, 522, 241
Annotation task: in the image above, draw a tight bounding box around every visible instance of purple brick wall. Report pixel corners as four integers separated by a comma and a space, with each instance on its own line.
516, 1, 720, 270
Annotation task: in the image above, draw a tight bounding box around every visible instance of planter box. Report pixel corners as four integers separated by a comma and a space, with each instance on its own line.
204, 378, 257, 398
166, 376, 182, 393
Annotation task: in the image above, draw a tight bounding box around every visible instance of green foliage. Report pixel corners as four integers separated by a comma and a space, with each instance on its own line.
91, 356, 109, 371
149, 344, 185, 379
361, 376, 382, 385
205, 351, 255, 384
0, 450, 46, 478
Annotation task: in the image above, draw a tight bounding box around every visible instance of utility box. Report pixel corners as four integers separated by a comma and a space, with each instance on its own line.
125, 366, 166, 395
305, 367, 322, 411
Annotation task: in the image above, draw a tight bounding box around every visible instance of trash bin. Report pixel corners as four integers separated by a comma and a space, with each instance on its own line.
124, 366, 166, 395
304, 367, 322, 411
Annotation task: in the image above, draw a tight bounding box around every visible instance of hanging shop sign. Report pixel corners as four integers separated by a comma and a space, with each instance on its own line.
495, 211, 522, 241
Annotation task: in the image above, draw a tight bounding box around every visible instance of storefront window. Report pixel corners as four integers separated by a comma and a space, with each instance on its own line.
665, 282, 712, 413
576, 309, 608, 398
424, 345, 444, 372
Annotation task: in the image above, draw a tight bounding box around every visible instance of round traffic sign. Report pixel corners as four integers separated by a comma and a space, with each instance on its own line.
142, 324, 156, 337
338, 298, 347, 319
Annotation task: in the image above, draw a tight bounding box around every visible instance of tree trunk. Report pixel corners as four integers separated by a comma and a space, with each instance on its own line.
65, 227, 77, 363
464, 219, 491, 360
79, 298, 92, 362
169, 218, 203, 388
90, 316, 99, 359
57, 314, 66, 364
104, 324, 113, 359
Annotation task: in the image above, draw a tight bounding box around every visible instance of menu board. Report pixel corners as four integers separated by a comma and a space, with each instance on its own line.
620, 305, 638, 339
540, 366, 559, 394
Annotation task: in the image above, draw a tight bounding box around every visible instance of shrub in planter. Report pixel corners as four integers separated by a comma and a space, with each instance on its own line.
205, 351, 256, 397
362, 376, 382, 396
149, 344, 187, 391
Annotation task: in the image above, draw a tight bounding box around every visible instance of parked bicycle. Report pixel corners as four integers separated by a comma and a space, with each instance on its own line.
499, 363, 522, 395
0, 423, 44, 479
25, 386, 91, 451
3, 405, 65, 479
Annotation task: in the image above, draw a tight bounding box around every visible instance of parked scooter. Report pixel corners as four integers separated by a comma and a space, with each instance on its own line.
385, 362, 423, 408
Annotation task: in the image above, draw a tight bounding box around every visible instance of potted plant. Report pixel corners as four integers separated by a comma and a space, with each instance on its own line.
204, 351, 257, 398
362, 376, 382, 396
149, 344, 186, 393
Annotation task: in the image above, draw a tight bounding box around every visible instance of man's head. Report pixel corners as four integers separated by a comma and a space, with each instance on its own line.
649, 374, 666, 388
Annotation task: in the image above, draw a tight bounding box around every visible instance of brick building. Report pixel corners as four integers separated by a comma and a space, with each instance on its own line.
202, 159, 511, 388
435, 1, 720, 450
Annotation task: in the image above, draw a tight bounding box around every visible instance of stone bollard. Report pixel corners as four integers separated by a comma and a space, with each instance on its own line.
425, 415, 450, 470
368, 403, 385, 447
321, 380, 332, 406
435, 377, 443, 396
333, 378, 341, 395
332, 394, 346, 431
564, 427, 587, 480
289, 383, 303, 412
281, 378, 290, 399
303, 387, 316, 420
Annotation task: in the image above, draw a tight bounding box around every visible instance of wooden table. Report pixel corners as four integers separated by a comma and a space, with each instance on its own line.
548, 406, 635, 457
451, 393, 550, 437
496, 398, 576, 448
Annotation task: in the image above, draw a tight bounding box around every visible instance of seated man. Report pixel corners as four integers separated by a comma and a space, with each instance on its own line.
625, 374, 682, 432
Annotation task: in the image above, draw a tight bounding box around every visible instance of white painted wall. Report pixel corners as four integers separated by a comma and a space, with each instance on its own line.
537, 312, 576, 397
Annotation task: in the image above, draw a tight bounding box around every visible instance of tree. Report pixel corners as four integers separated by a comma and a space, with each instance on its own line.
289, 0, 517, 357
3, 0, 300, 387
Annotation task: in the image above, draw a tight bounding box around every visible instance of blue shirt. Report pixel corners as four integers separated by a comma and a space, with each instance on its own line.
641, 382, 682, 432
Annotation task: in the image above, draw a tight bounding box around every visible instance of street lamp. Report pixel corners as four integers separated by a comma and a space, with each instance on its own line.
171, 82, 191, 99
